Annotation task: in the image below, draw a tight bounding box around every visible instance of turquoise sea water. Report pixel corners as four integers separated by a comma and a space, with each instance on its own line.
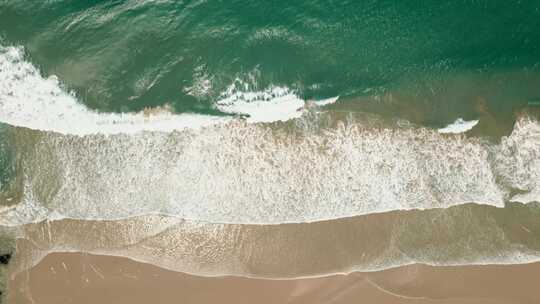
1, 1, 539, 119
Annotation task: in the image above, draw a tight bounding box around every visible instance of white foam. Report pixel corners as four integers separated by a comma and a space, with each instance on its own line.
6, 116, 539, 226
495, 117, 540, 204
215, 86, 305, 123
312, 96, 339, 106
438, 118, 479, 134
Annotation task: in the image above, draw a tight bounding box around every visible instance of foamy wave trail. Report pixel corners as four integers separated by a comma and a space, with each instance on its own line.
215, 81, 338, 122
215, 84, 305, 123
438, 118, 479, 134
2, 115, 540, 226
10, 202, 540, 278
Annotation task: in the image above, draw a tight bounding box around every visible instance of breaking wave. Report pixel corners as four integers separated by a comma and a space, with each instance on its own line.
0, 115, 538, 225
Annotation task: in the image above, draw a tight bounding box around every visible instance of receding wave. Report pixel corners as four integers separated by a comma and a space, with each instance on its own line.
9, 202, 540, 278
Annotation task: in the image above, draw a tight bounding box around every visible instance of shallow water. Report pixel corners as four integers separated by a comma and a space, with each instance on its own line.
5, 202, 540, 278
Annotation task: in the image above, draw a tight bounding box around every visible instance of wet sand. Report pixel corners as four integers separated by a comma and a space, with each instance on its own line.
9, 202, 540, 278
7, 252, 540, 304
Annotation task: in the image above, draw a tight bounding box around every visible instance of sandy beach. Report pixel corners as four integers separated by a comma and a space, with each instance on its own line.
6, 252, 540, 304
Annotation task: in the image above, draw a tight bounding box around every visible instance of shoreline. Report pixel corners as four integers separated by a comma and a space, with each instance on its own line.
6, 202, 540, 279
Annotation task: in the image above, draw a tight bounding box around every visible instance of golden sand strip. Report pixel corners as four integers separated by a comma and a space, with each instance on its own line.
7, 252, 540, 304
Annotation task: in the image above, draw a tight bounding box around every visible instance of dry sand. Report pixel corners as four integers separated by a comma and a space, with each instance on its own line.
7, 252, 540, 304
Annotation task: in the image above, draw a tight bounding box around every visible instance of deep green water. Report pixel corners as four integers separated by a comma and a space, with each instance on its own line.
1, 0, 540, 117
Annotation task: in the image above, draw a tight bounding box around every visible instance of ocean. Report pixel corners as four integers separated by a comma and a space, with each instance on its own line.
1, 1, 540, 302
